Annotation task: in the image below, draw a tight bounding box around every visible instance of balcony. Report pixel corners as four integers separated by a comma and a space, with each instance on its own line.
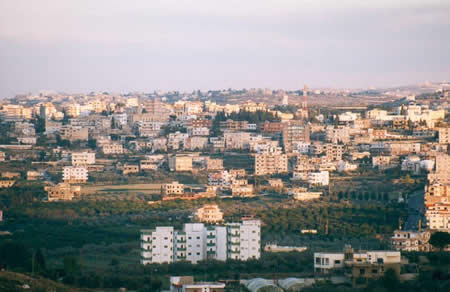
230, 241, 240, 246
207, 242, 215, 247
177, 247, 186, 251
207, 234, 216, 239
177, 239, 186, 243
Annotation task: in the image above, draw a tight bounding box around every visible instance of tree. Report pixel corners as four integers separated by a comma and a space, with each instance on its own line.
429, 231, 450, 251
0, 241, 30, 270
64, 256, 81, 275
33, 248, 46, 274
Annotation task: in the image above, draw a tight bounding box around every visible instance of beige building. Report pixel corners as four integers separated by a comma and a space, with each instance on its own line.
206, 158, 223, 171
169, 155, 193, 172
372, 156, 395, 169
254, 153, 288, 175
162, 181, 185, 196
101, 143, 124, 155
71, 152, 95, 166
282, 121, 310, 153
0, 151, 5, 162
231, 184, 254, 197
391, 230, 431, 252
46, 183, 81, 201
60, 126, 89, 141
290, 189, 322, 201
195, 204, 224, 223
123, 164, 139, 175
0, 180, 15, 188
438, 128, 450, 144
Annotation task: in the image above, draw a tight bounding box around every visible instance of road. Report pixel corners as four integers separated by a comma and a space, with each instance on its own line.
404, 190, 425, 231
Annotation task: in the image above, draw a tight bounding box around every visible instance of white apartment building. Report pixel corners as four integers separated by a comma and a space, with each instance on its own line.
71, 152, 96, 166
314, 248, 401, 273
141, 226, 175, 264
140, 220, 261, 265
62, 166, 88, 183
112, 113, 128, 127
188, 127, 210, 136
326, 125, 350, 144
307, 171, 329, 186
227, 220, 261, 261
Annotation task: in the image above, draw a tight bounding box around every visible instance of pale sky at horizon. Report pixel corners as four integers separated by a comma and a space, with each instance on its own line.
0, 0, 449, 98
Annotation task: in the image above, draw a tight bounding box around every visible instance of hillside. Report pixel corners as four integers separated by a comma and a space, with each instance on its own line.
0, 271, 91, 292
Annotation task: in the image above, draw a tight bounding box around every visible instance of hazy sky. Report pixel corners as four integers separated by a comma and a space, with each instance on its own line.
0, 0, 449, 98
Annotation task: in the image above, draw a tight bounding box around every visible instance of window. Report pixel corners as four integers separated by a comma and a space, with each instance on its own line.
315, 258, 321, 264
377, 258, 384, 264
334, 260, 341, 264
360, 269, 366, 275
372, 269, 378, 274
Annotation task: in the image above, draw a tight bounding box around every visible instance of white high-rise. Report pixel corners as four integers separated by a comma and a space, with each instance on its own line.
227, 220, 261, 261
141, 227, 174, 264
140, 220, 261, 265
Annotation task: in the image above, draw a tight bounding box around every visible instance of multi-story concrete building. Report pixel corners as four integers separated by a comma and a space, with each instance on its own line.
169, 155, 193, 172
391, 230, 431, 251
123, 164, 139, 175
140, 220, 261, 265
314, 246, 401, 286
195, 204, 224, 223
206, 158, 224, 171
226, 220, 261, 261
254, 152, 288, 175
282, 121, 310, 153
224, 131, 251, 150
62, 166, 88, 183
45, 183, 81, 201
307, 171, 329, 186
187, 127, 209, 137
162, 181, 185, 196
438, 128, 450, 144
101, 142, 124, 155
71, 152, 95, 166
59, 126, 89, 141
326, 125, 350, 144
141, 226, 175, 264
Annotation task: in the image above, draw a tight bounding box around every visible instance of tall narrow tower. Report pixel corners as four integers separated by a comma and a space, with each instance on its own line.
301, 84, 308, 119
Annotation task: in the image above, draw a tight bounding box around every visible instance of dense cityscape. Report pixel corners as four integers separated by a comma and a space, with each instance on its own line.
1, 1, 449, 291
0, 83, 449, 291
